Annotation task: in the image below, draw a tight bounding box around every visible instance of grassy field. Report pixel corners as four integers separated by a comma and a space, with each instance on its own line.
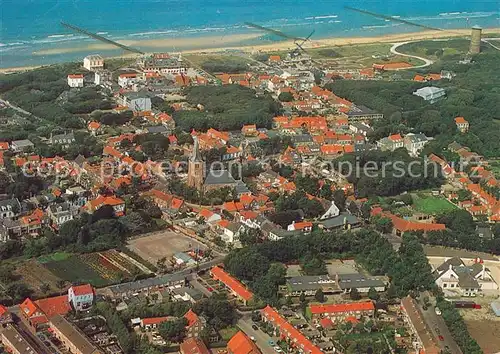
183, 54, 252, 73
219, 326, 239, 341
413, 195, 457, 214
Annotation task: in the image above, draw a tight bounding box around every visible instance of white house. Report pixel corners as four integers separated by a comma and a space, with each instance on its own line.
118, 73, 139, 88
68, 284, 94, 311
434, 257, 498, 297
218, 220, 243, 244
403, 133, 429, 156
83, 54, 104, 71
413, 86, 446, 104
320, 201, 340, 220
67, 74, 84, 88
287, 221, 313, 233
121, 92, 152, 112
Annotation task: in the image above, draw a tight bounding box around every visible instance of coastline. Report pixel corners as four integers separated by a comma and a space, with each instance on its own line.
2, 27, 500, 74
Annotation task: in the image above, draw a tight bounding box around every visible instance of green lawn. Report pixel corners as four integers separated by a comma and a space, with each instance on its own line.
37, 251, 71, 263
220, 326, 239, 341
413, 196, 457, 215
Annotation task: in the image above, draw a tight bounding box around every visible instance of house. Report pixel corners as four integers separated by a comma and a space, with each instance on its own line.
227, 331, 261, 354
210, 266, 253, 305
309, 301, 375, 323
68, 284, 95, 311
433, 257, 498, 297
198, 209, 221, 224
118, 73, 139, 88
86, 195, 125, 217
403, 133, 429, 156
0, 325, 37, 354
346, 105, 383, 122
218, 220, 243, 244
83, 54, 104, 71
376, 211, 446, 236
320, 201, 340, 220
455, 116, 469, 133
0, 305, 13, 326
413, 86, 446, 104
241, 124, 258, 136
184, 309, 206, 338
19, 295, 72, 332
180, 338, 210, 354
49, 314, 101, 354
287, 221, 313, 233
87, 121, 102, 136
378, 133, 404, 151
48, 132, 75, 148
0, 198, 21, 219
10, 139, 34, 152
171, 288, 203, 304
400, 296, 440, 354
48, 202, 75, 228
121, 92, 152, 112
140, 316, 175, 330
261, 306, 323, 354
68, 74, 84, 88
337, 273, 386, 294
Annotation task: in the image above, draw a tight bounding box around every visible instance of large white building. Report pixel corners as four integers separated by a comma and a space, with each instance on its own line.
83, 54, 104, 71
413, 86, 446, 104
434, 257, 498, 297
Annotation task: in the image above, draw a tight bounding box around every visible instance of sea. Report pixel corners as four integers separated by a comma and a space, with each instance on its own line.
1, 0, 499, 68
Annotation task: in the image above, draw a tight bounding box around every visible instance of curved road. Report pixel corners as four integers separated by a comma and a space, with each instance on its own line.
390, 42, 434, 69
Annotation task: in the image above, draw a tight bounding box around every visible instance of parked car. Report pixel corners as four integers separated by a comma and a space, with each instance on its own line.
438, 335, 444, 341
435, 307, 442, 315
252, 324, 259, 331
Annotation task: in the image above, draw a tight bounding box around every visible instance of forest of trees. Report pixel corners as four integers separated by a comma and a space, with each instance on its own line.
173, 85, 281, 131
332, 149, 444, 198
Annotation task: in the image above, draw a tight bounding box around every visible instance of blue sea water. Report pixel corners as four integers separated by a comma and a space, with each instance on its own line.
1, 0, 499, 68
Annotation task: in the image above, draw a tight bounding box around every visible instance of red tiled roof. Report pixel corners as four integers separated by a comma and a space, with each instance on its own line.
0, 142, 9, 150
141, 316, 173, 326
180, 337, 210, 354
320, 317, 334, 329
68, 74, 84, 79
227, 331, 261, 354
35, 295, 71, 318
71, 284, 93, 296
310, 301, 375, 314
199, 209, 215, 219
386, 213, 446, 232
211, 266, 253, 301
454, 116, 468, 124
184, 309, 200, 328
262, 306, 323, 354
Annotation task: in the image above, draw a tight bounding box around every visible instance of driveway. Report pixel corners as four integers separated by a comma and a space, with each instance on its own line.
390, 42, 434, 69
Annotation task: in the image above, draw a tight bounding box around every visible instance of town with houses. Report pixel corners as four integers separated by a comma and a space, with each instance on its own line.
0, 37, 499, 354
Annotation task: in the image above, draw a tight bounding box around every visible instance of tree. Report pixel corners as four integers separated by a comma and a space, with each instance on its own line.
158, 318, 188, 343
314, 289, 325, 303
6, 283, 33, 302
367, 287, 379, 301
371, 215, 393, 234
194, 294, 238, 330
278, 92, 294, 102
349, 288, 361, 300
239, 228, 262, 247
332, 190, 346, 211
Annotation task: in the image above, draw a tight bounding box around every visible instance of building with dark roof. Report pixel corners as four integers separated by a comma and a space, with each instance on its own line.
401, 296, 440, 354
346, 105, 383, 122
433, 257, 498, 296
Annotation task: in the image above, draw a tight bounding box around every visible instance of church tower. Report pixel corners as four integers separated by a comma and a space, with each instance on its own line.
187, 136, 205, 191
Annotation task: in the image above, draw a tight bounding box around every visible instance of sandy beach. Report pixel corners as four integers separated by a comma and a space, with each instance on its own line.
2, 28, 499, 74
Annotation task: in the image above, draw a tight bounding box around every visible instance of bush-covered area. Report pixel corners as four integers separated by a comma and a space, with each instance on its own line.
332, 149, 444, 198
173, 85, 280, 131
200, 57, 249, 73
325, 51, 500, 157
224, 230, 435, 304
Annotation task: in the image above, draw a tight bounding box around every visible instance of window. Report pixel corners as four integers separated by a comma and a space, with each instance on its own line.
443, 284, 447, 288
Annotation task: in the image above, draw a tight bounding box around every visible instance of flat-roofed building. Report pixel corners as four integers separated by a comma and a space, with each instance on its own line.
49, 314, 102, 354
0, 324, 37, 354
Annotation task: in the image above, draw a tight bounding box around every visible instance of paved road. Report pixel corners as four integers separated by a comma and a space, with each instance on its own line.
390, 42, 434, 69
418, 292, 462, 354
237, 317, 276, 354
